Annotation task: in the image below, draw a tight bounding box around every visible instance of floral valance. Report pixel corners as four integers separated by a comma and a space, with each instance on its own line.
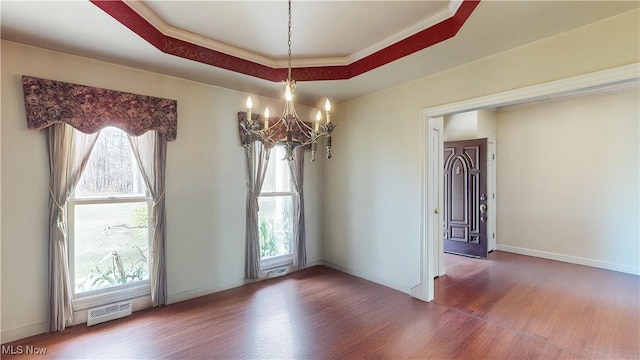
22, 76, 178, 141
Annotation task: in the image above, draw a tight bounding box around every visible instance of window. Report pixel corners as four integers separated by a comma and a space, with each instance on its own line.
69, 127, 151, 306
259, 146, 294, 269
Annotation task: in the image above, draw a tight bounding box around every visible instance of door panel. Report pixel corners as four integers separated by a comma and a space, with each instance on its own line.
443, 138, 488, 258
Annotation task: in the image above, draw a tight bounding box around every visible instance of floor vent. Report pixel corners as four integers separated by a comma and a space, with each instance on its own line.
267, 267, 287, 278
87, 300, 132, 326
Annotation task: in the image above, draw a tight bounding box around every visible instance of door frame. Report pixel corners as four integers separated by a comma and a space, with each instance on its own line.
411, 63, 639, 302
430, 120, 445, 277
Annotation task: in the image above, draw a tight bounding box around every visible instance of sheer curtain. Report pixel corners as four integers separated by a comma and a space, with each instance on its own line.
245, 141, 271, 279
47, 124, 100, 331
128, 131, 168, 306
288, 146, 307, 270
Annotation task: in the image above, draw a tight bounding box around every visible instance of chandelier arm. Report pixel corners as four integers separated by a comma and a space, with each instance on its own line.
295, 118, 314, 133
270, 118, 285, 132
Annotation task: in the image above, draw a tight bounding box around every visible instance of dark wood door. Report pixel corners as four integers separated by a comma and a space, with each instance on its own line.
443, 138, 488, 258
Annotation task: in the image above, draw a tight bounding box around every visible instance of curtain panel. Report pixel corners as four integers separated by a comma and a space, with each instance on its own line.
22, 75, 178, 140
288, 146, 307, 270
245, 141, 271, 279
128, 132, 168, 306
22, 75, 177, 331
47, 124, 100, 331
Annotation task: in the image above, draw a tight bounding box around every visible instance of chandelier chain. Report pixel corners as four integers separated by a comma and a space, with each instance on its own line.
287, 0, 292, 82
241, 0, 335, 162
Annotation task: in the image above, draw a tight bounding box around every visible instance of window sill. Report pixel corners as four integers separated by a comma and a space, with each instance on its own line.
73, 280, 151, 311
261, 253, 293, 271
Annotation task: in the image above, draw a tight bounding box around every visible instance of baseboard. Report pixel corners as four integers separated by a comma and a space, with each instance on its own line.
1, 322, 48, 344
168, 260, 325, 304
496, 244, 640, 276
1, 296, 154, 344
306, 259, 324, 268
167, 279, 246, 305
318, 260, 413, 295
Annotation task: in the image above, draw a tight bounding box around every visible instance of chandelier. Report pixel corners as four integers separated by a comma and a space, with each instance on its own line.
241, 0, 335, 162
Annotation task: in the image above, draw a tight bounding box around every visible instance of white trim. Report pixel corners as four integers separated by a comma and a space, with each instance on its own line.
497, 245, 640, 276
321, 261, 413, 295
347, 4, 458, 65
261, 253, 294, 270
448, 0, 464, 14
411, 111, 430, 301
424, 63, 639, 118
124, 0, 461, 68
69, 196, 151, 205
168, 260, 329, 305
259, 192, 296, 198
487, 141, 497, 252
417, 63, 640, 302
1, 322, 49, 344
167, 279, 246, 305
306, 259, 325, 268
412, 116, 446, 302
122, 0, 281, 68
434, 122, 445, 277
73, 281, 151, 311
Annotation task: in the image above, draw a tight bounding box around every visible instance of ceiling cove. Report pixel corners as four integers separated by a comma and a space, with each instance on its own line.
90, 0, 480, 83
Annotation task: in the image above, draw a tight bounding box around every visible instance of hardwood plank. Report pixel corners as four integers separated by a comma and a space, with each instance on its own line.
2, 254, 637, 359
435, 251, 640, 359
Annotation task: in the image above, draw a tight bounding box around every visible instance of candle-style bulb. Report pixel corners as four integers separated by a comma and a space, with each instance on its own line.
315, 110, 321, 131
246, 96, 253, 125
264, 107, 270, 130
285, 83, 292, 102
325, 99, 331, 112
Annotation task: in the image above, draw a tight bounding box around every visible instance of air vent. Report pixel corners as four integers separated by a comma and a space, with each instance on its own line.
267, 268, 287, 278
87, 301, 132, 326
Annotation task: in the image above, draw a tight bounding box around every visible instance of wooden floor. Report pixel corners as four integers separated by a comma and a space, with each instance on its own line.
3, 251, 639, 359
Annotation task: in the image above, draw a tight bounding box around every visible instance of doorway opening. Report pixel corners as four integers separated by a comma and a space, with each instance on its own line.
411, 63, 639, 302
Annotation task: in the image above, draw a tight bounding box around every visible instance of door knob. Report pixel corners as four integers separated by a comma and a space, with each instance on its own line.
480, 204, 487, 213
434, 208, 439, 214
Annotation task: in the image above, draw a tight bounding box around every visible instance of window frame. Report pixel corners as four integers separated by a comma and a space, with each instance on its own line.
68, 129, 152, 310
259, 146, 295, 270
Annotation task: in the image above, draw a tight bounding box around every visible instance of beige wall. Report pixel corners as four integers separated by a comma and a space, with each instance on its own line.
496, 89, 639, 273
0, 40, 324, 341
477, 109, 497, 143
324, 9, 639, 288
444, 111, 477, 141
444, 109, 497, 142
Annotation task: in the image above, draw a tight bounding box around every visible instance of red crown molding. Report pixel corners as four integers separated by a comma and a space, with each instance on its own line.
90, 0, 480, 82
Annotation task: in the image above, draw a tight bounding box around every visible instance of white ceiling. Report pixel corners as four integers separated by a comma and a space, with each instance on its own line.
141, 1, 452, 63
1, 1, 638, 106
